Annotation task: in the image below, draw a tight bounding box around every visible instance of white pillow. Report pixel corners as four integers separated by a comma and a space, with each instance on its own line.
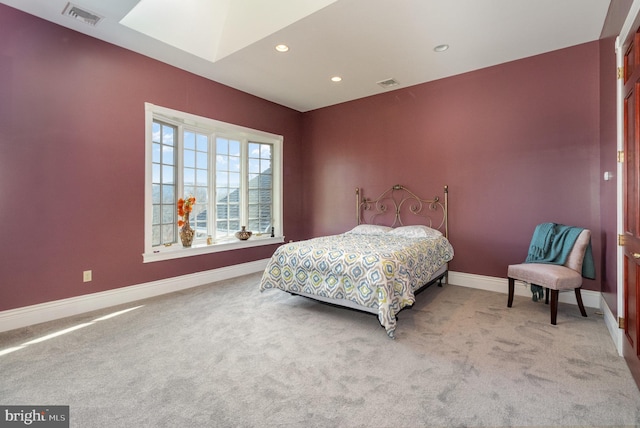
346, 224, 393, 235
389, 225, 443, 238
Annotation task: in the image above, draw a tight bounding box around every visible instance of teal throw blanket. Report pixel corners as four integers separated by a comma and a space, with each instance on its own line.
525, 223, 595, 301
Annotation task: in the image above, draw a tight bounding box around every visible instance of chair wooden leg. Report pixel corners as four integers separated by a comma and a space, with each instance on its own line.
507, 277, 515, 308
545, 287, 550, 305
575, 288, 588, 317
550, 289, 559, 325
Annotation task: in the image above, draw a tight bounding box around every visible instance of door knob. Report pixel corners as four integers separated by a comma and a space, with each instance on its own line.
633, 253, 640, 259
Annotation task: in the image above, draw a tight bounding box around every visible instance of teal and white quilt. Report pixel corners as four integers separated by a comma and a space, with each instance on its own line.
259, 233, 454, 338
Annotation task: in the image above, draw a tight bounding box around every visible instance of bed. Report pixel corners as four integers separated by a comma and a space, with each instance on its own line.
259, 184, 454, 338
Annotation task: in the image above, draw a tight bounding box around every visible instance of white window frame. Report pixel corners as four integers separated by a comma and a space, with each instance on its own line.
143, 103, 284, 263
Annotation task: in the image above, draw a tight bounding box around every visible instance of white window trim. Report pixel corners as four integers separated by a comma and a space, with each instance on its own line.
142, 103, 284, 263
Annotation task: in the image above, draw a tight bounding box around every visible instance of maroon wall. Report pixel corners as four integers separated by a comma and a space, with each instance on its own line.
302, 42, 602, 290
1, 3, 624, 314
0, 5, 304, 311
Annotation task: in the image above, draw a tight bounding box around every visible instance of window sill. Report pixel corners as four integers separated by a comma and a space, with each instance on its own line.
142, 236, 284, 263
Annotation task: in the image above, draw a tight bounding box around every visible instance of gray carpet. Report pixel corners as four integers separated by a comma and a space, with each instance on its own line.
1, 273, 639, 427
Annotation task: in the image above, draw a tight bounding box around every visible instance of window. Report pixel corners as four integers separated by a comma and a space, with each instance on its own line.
144, 103, 283, 262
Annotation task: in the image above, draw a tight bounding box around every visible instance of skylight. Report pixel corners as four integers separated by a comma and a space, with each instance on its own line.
120, 0, 338, 63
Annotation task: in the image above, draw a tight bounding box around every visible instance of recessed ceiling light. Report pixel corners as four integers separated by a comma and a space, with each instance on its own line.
331, 76, 342, 82
434, 44, 449, 52
275, 44, 289, 52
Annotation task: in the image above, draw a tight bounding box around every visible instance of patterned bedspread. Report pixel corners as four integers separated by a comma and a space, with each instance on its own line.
259, 233, 454, 338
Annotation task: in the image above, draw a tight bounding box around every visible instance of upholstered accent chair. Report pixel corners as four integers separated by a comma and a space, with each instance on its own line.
507, 229, 590, 325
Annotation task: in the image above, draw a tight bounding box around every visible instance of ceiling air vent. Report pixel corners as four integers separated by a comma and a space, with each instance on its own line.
377, 78, 400, 89
62, 2, 103, 26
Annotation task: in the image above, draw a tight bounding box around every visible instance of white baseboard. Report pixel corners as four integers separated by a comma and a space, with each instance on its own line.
447, 271, 602, 309
0, 266, 612, 344
0, 259, 269, 334
601, 295, 623, 356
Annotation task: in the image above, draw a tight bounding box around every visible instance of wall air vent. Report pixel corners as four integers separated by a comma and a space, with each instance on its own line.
62, 2, 103, 26
377, 78, 400, 89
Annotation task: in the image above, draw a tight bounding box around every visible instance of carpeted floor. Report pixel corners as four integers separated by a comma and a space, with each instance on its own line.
1, 272, 639, 427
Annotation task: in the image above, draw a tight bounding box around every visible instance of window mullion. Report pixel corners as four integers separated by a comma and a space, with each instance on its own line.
240, 138, 249, 228
176, 125, 185, 243
209, 132, 216, 241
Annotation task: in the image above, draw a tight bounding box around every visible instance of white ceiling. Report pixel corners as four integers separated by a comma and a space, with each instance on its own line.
1, 0, 612, 112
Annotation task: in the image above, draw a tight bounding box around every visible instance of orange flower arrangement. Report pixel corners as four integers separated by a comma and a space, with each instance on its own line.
177, 196, 196, 228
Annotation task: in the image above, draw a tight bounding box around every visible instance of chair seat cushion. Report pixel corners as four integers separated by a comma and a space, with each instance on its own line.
508, 263, 582, 290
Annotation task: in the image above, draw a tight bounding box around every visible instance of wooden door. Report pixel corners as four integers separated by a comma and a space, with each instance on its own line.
623, 28, 640, 389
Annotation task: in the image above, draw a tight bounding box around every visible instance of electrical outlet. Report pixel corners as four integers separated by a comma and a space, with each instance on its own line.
83, 270, 92, 282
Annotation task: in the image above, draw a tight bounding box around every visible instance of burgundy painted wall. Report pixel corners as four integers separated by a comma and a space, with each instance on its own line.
1, 3, 627, 314
302, 42, 602, 291
0, 5, 304, 311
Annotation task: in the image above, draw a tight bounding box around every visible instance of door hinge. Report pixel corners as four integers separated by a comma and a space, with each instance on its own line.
619, 317, 625, 329
618, 151, 624, 163
618, 67, 624, 80
618, 234, 626, 246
